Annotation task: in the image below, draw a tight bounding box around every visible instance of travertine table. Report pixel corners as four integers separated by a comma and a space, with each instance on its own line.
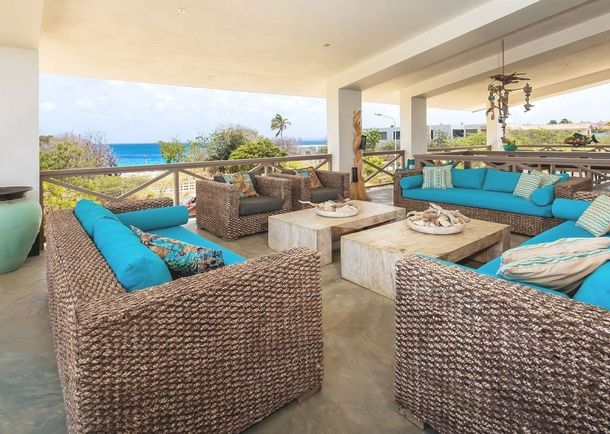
341, 218, 510, 299
268, 200, 406, 265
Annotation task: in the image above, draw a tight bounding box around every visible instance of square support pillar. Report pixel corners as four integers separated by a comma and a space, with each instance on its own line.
486, 102, 503, 151
0, 47, 39, 199
399, 92, 427, 158
327, 88, 361, 173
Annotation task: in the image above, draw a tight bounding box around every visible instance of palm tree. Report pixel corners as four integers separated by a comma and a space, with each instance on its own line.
271, 114, 291, 140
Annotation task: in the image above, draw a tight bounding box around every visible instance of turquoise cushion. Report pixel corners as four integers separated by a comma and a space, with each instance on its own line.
74, 199, 118, 237
92, 218, 172, 292
401, 188, 553, 217
117, 206, 189, 231
153, 226, 246, 266
482, 169, 521, 193
530, 184, 555, 207
399, 175, 423, 190
451, 168, 487, 190
552, 198, 590, 221
573, 262, 610, 310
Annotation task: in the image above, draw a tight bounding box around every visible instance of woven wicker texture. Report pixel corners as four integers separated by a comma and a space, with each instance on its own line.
393, 171, 592, 236
45, 205, 323, 433
196, 176, 292, 240
394, 255, 610, 433
103, 197, 174, 213
574, 190, 610, 202
270, 170, 350, 210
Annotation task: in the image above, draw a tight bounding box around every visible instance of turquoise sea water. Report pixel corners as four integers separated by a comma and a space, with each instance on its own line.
110, 140, 326, 166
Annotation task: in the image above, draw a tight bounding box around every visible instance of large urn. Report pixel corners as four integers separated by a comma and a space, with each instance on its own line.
0, 187, 42, 273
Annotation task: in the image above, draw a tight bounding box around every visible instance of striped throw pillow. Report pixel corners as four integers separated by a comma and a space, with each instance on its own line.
576, 195, 610, 237
513, 172, 543, 200
501, 237, 610, 264
422, 165, 453, 189
533, 171, 562, 187
498, 248, 610, 293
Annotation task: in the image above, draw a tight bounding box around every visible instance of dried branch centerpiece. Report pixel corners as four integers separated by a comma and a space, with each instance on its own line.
299, 198, 359, 218
406, 203, 471, 235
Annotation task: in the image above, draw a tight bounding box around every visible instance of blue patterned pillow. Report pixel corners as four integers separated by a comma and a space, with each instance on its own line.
131, 226, 225, 277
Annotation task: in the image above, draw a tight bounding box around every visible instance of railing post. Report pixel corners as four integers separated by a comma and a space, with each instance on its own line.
327, 155, 332, 171
400, 150, 406, 168
264, 165, 269, 176
173, 171, 180, 205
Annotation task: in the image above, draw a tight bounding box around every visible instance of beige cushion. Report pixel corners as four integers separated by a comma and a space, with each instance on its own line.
498, 249, 610, 293
501, 237, 610, 264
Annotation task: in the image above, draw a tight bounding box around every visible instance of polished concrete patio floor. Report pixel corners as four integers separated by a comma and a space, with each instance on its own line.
0, 187, 522, 433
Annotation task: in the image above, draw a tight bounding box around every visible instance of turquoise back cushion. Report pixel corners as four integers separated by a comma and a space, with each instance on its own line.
552, 198, 590, 221
93, 218, 172, 292
482, 169, 521, 193
116, 206, 189, 232
451, 168, 487, 189
399, 175, 423, 190
74, 199, 118, 237
573, 262, 610, 310
530, 184, 555, 207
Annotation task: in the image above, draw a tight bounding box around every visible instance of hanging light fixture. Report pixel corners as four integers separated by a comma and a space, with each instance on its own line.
486, 39, 534, 143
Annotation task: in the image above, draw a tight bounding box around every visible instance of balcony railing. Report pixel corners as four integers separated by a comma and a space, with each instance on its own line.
362, 150, 406, 188
428, 143, 610, 152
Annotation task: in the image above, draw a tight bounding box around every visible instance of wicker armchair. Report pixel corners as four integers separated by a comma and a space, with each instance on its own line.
393, 170, 592, 236
196, 175, 292, 240
394, 255, 610, 433
45, 199, 323, 433
270, 169, 350, 210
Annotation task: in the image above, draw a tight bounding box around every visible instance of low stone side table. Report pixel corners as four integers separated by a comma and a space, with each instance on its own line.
268, 200, 406, 266
341, 218, 510, 299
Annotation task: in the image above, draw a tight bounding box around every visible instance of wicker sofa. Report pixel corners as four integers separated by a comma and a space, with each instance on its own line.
394, 193, 610, 433
270, 169, 350, 210
196, 175, 292, 240
394, 169, 592, 235
46, 198, 323, 433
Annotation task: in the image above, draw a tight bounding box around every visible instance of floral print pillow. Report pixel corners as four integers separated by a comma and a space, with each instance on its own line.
222, 173, 259, 198
294, 167, 322, 189
131, 226, 225, 277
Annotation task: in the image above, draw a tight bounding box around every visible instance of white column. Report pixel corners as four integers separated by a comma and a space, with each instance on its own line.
486, 102, 503, 151
327, 87, 361, 172
0, 47, 39, 199
399, 91, 428, 158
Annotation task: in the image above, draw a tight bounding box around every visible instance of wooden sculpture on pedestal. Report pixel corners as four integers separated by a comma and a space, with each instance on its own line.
349, 110, 370, 201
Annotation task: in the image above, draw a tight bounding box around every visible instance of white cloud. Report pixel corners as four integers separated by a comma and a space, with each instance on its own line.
39, 101, 56, 112
75, 97, 95, 109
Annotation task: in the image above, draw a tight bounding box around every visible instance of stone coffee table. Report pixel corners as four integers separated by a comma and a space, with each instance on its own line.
268, 200, 406, 265
341, 218, 510, 299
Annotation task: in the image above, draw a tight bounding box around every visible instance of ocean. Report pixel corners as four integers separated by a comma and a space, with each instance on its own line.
110, 140, 326, 166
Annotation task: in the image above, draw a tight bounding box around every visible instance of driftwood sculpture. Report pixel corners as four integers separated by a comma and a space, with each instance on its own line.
406, 203, 470, 228
349, 110, 370, 200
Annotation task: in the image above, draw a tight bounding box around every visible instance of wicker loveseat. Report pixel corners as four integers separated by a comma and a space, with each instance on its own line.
394, 193, 610, 433
270, 169, 350, 210
394, 168, 592, 235
46, 198, 323, 433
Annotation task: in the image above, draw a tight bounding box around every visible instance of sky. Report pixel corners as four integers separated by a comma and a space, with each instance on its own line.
39, 74, 610, 143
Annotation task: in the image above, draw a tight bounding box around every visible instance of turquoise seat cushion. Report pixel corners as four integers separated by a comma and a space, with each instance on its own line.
530, 184, 555, 207
573, 262, 610, 310
239, 195, 283, 216
552, 198, 590, 221
401, 188, 553, 217
451, 168, 487, 190
482, 169, 521, 193
116, 206, 189, 231
153, 226, 246, 266
92, 218, 172, 292
399, 175, 423, 190
311, 187, 341, 203
74, 199, 118, 237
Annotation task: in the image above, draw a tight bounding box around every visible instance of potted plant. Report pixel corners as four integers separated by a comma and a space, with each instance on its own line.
502, 138, 518, 151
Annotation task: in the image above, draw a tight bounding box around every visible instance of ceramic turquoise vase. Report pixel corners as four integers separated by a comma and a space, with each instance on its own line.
0, 187, 42, 274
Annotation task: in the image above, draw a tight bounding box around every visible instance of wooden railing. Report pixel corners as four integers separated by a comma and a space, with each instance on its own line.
415, 150, 610, 186
427, 143, 610, 152
362, 150, 406, 188
39, 154, 333, 210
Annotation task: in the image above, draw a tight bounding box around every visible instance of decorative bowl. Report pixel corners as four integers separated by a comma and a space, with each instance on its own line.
315, 206, 359, 218
406, 217, 464, 235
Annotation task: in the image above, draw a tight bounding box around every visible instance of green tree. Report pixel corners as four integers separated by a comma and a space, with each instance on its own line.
228, 137, 286, 172
271, 114, 291, 140
559, 118, 572, 124
188, 124, 259, 161
158, 139, 185, 163
454, 132, 487, 148
548, 119, 558, 125
362, 128, 382, 151
429, 130, 450, 147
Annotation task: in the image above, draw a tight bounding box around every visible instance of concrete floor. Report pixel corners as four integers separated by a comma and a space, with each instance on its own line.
0, 187, 514, 433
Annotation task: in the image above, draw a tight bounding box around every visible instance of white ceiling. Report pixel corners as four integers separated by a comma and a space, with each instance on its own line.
38, 0, 488, 96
